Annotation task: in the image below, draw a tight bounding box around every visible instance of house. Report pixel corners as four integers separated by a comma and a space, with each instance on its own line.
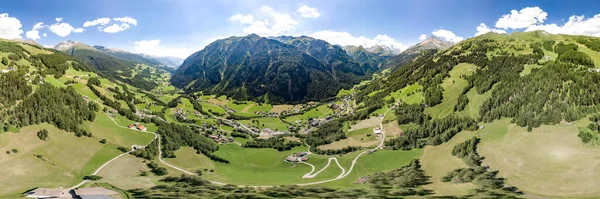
373, 127, 383, 135
24, 188, 71, 198
296, 152, 308, 157
300, 156, 309, 161
208, 134, 219, 139
137, 125, 147, 132
310, 120, 320, 127
128, 124, 135, 129
285, 156, 298, 162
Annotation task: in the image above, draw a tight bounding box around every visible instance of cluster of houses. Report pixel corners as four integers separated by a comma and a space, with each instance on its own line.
259, 128, 289, 137
284, 152, 309, 162
128, 123, 147, 132
253, 111, 280, 117
373, 127, 384, 139
207, 134, 234, 143
25, 187, 118, 199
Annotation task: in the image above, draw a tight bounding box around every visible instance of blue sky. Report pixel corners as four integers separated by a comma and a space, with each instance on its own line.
1, 0, 600, 58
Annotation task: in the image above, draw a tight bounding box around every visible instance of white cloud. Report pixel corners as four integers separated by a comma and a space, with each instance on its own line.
25, 22, 45, 40
83, 17, 111, 27
495, 7, 547, 29
0, 13, 23, 39
525, 14, 600, 37
132, 39, 195, 58
297, 5, 320, 18
308, 30, 408, 51
103, 24, 131, 33
419, 34, 427, 40
475, 23, 507, 36
230, 14, 254, 24
432, 29, 463, 42
113, 17, 137, 25
230, 5, 298, 37
43, 33, 47, 37
49, 18, 83, 37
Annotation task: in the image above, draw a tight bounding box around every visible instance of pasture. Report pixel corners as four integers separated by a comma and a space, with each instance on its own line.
425, 63, 476, 118
478, 118, 600, 198
0, 124, 116, 198
83, 112, 155, 147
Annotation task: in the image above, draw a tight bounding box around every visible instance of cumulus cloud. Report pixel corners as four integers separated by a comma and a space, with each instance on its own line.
525, 14, 600, 37
230, 6, 298, 37
0, 13, 23, 39
419, 34, 427, 40
49, 17, 83, 37
83, 17, 111, 27
432, 29, 463, 42
25, 22, 45, 40
475, 23, 507, 36
113, 17, 137, 25
230, 14, 254, 24
495, 7, 547, 29
297, 5, 320, 18
132, 39, 195, 58
43, 33, 47, 37
103, 24, 125, 33
308, 30, 408, 51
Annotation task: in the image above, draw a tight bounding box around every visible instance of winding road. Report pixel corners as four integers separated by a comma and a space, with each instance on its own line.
70, 98, 395, 189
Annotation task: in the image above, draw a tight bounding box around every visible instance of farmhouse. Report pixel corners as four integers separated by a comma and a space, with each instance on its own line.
137, 125, 147, 132
373, 127, 383, 134
128, 124, 135, 129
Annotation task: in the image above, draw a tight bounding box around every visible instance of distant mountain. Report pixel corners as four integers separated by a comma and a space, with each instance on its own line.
54, 41, 165, 90
402, 36, 453, 55
172, 34, 368, 104
342, 45, 398, 69
142, 55, 184, 68
380, 36, 454, 71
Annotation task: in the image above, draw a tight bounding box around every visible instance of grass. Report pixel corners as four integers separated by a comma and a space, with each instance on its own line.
456, 86, 494, 119
71, 145, 122, 186
385, 83, 424, 105
425, 63, 477, 118
520, 64, 545, 76
200, 101, 227, 115
420, 131, 478, 196
577, 44, 600, 68
318, 127, 378, 150
248, 103, 273, 113
204, 145, 323, 185
163, 147, 215, 172
478, 118, 600, 198
283, 104, 333, 123
44, 75, 67, 88
239, 117, 290, 131
97, 154, 184, 190
83, 112, 155, 148
0, 124, 111, 197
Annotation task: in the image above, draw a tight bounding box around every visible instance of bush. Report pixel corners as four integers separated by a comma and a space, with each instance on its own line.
37, 129, 49, 140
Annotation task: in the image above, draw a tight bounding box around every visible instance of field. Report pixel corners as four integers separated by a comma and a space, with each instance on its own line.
239, 117, 290, 131
97, 154, 184, 190
420, 131, 477, 196
318, 127, 379, 150
163, 147, 215, 172
478, 118, 600, 198
348, 117, 380, 131
425, 63, 477, 118
83, 112, 155, 147
0, 124, 118, 197
385, 83, 423, 105
283, 104, 333, 123
456, 86, 494, 119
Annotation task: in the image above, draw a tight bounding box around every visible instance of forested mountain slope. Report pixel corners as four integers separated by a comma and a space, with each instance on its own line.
171, 34, 369, 104
352, 30, 600, 150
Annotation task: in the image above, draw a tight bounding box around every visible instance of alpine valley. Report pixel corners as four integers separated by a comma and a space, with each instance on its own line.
2, 2, 600, 199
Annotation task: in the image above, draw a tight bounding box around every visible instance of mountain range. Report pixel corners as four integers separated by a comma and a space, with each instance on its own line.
171, 34, 372, 104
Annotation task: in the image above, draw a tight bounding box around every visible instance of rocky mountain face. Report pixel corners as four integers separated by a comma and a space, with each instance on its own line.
171, 34, 369, 104
380, 36, 454, 71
